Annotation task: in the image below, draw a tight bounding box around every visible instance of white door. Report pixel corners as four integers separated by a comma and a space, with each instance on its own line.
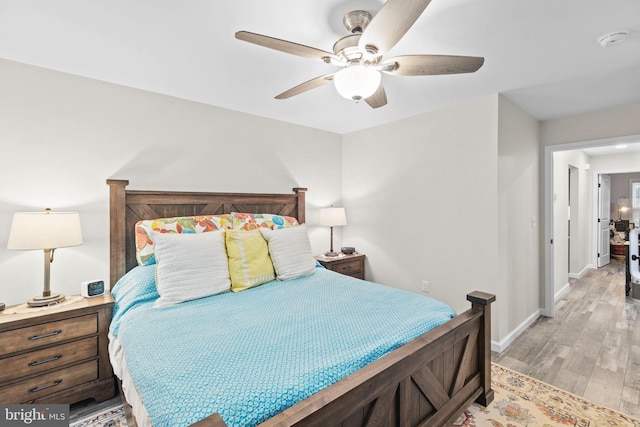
598, 174, 611, 267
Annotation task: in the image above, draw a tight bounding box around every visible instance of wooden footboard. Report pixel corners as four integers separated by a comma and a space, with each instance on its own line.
192, 291, 495, 427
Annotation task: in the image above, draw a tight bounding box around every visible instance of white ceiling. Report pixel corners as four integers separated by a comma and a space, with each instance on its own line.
581, 141, 640, 157
0, 0, 639, 134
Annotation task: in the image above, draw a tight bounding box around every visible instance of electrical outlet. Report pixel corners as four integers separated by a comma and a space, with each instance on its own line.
421, 280, 430, 293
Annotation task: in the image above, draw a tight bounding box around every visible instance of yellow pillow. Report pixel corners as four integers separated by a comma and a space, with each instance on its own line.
225, 229, 275, 292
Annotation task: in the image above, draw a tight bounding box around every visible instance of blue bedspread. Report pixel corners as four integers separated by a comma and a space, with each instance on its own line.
110, 265, 456, 427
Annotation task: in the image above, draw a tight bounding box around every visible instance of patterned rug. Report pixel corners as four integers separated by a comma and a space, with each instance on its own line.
453, 363, 640, 427
70, 404, 127, 427
69, 364, 640, 427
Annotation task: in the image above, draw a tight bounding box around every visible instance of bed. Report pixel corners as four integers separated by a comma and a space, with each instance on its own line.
107, 179, 495, 427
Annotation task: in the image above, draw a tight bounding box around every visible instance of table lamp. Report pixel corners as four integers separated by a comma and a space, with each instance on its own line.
7, 208, 83, 307
317, 207, 347, 257
618, 197, 630, 220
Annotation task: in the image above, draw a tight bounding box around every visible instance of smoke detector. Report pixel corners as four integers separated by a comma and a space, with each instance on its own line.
597, 31, 629, 47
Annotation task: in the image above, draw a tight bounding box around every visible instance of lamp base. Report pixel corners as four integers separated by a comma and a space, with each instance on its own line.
28, 293, 65, 307
324, 251, 339, 257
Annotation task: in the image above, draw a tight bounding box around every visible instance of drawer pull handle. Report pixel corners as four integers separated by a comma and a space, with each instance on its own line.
28, 330, 62, 341
28, 354, 62, 367
28, 379, 62, 393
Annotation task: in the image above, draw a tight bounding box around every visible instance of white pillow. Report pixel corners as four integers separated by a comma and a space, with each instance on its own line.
152, 230, 230, 307
260, 224, 316, 280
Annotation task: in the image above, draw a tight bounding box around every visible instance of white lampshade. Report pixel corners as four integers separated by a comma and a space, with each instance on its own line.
8, 210, 83, 250
618, 197, 631, 209
333, 65, 381, 101
317, 207, 347, 227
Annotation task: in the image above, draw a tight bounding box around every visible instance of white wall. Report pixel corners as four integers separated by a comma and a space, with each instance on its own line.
0, 59, 343, 305
341, 95, 542, 346
342, 95, 504, 337
541, 103, 640, 147
496, 96, 540, 342
552, 150, 590, 291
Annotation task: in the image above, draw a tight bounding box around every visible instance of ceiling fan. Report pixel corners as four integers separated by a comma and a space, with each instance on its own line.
235, 0, 484, 108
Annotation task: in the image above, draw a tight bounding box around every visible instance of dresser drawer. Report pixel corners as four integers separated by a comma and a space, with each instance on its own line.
0, 360, 98, 403
0, 314, 98, 356
333, 259, 363, 277
0, 337, 98, 383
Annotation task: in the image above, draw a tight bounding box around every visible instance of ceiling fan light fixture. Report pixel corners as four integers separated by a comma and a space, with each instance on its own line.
333, 65, 381, 102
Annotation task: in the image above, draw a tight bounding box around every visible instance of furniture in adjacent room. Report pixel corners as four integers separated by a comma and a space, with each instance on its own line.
315, 253, 365, 279
107, 179, 495, 427
611, 224, 628, 260
611, 242, 626, 260
0, 294, 115, 404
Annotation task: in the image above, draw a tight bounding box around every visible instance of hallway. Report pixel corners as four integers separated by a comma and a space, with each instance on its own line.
493, 259, 640, 418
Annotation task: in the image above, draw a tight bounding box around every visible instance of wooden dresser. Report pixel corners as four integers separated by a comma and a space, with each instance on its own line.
0, 295, 115, 404
315, 253, 365, 279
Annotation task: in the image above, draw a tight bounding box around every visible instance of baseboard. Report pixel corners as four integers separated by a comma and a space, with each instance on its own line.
555, 282, 571, 302
491, 309, 542, 353
568, 264, 592, 279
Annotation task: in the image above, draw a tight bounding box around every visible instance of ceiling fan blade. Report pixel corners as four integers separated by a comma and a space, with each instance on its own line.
365, 83, 387, 109
275, 74, 335, 99
359, 0, 433, 56
235, 31, 339, 63
381, 55, 484, 76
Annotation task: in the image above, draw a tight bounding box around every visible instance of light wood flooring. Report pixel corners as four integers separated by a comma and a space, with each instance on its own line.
493, 258, 640, 418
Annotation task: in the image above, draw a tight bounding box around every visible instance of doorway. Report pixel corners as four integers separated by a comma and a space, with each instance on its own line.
543, 134, 640, 317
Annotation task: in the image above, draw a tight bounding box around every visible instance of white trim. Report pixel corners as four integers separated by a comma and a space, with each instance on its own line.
491, 309, 542, 353
631, 178, 640, 226
543, 145, 555, 317
568, 264, 592, 279
592, 172, 600, 268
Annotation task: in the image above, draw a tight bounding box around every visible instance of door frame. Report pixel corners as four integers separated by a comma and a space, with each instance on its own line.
543, 134, 640, 317
568, 165, 579, 272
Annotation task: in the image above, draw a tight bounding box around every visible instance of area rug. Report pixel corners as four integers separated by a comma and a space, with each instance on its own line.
69, 404, 127, 427
68, 364, 640, 427
452, 363, 640, 427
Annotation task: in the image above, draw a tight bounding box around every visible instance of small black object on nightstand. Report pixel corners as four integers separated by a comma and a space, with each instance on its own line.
0, 302, 4, 311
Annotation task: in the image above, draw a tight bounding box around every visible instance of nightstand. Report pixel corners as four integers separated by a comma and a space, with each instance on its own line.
0, 294, 115, 404
315, 253, 365, 279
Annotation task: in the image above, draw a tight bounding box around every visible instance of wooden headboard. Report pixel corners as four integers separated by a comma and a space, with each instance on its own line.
107, 179, 307, 287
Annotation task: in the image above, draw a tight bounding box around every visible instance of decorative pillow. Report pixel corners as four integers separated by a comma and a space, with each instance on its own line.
152, 230, 230, 307
260, 224, 316, 281
225, 229, 275, 292
135, 214, 232, 266
230, 212, 299, 231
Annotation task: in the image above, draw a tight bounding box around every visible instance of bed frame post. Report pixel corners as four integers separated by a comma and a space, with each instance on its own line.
467, 291, 496, 406
107, 179, 129, 289
293, 187, 307, 224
